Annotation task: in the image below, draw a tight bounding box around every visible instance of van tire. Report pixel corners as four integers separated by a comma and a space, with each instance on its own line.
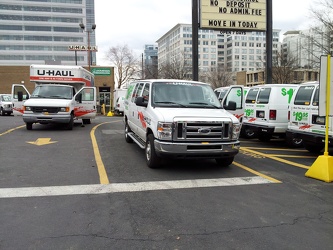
215, 157, 234, 167
125, 122, 133, 143
26, 122, 33, 130
241, 128, 256, 139
286, 136, 303, 148
0, 108, 5, 116
146, 134, 161, 168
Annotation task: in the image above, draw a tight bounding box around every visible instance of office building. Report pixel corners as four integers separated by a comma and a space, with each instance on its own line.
0, 0, 96, 66
156, 23, 281, 81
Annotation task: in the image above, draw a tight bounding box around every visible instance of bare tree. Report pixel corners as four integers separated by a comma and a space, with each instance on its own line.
201, 64, 233, 89
158, 52, 192, 79
299, 0, 333, 67
272, 50, 298, 84
105, 44, 139, 89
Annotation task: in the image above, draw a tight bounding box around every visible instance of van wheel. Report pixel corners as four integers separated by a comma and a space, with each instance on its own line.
66, 114, 74, 130
215, 157, 234, 167
0, 108, 5, 116
125, 122, 133, 143
26, 122, 33, 130
241, 128, 256, 139
286, 136, 303, 148
304, 143, 323, 153
146, 134, 161, 168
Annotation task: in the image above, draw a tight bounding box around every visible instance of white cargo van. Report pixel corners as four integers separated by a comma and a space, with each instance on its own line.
286, 81, 328, 153
124, 79, 241, 168
12, 65, 97, 130
242, 84, 302, 146
214, 85, 248, 122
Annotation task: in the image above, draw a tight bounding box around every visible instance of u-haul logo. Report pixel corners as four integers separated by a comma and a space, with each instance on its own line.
37, 70, 75, 77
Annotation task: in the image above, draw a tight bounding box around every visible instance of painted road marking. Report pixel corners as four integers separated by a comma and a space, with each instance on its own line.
241, 147, 310, 169
26, 138, 57, 146
0, 125, 25, 136
0, 176, 277, 199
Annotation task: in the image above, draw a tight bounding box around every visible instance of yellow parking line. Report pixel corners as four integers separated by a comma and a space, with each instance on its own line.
241, 147, 310, 169
90, 120, 122, 184
244, 147, 306, 152
0, 125, 25, 136
91, 122, 111, 184
233, 161, 282, 183
268, 154, 316, 159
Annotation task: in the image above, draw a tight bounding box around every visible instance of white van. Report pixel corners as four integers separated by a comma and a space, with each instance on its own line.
124, 79, 241, 168
286, 81, 328, 153
242, 84, 302, 147
214, 85, 248, 122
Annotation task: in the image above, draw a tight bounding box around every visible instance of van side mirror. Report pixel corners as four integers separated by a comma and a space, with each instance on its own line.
135, 96, 148, 107
224, 101, 237, 111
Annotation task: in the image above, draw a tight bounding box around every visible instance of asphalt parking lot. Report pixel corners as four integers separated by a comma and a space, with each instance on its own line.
0, 115, 332, 249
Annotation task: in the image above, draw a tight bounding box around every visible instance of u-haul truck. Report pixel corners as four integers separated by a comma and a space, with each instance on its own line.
286, 81, 330, 153
12, 65, 97, 130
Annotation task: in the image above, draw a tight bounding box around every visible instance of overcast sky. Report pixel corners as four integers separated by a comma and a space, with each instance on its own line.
95, 0, 314, 65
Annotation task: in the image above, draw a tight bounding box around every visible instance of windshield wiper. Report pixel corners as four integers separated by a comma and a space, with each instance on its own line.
189, 102, 220, 108
155, 101, 187, 107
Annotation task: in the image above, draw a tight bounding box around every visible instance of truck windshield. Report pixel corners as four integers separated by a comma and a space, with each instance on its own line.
152, 82, 221, 108
31, 85, 73, 99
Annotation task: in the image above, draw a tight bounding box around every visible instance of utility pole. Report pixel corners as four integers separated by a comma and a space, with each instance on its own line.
192, 0, 199, 81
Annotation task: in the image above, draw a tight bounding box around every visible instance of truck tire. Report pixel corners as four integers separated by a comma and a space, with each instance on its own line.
215, 157, 234, 167
146, 134, 161, 168
26, 122, 33, 130
66, 114, 74, 130
125, 122, 133, 143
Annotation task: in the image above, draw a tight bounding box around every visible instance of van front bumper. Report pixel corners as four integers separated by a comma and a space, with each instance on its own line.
154, 140, 240, 159
23, 114, 71, 124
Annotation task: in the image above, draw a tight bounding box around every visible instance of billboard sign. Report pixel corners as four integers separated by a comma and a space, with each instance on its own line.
200, 0, 266, 31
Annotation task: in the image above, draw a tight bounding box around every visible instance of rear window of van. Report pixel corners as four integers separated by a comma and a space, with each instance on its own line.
257, 88, 271, 104
294, 86, 316, 105
245, 88, 259, 103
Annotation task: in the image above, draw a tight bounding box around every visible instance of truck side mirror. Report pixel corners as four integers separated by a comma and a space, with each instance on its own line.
224, 101, 237, 111
135, 96, 148, 107
75, 93, 82, 103
18, 91, 23, 101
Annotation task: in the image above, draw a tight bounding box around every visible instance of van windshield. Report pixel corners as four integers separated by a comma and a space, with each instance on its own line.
31, 85, 73, 99
152, 82, 221, 108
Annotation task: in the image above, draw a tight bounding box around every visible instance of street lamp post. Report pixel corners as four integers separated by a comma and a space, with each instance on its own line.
79, 23, 96, 71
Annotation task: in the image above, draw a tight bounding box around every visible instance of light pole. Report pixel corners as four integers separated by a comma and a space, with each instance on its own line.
79, 23, 96, 71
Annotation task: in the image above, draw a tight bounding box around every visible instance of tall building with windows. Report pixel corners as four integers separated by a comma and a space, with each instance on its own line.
0, 0, 96, 66
156, 23, 281, 81
143, 44, 158, 79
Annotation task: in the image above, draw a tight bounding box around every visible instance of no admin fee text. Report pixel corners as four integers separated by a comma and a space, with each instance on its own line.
208, 0, 263, 29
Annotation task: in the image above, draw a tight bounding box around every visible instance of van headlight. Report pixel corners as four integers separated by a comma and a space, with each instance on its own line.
232, 123, 241, 140
157, 122, 173, 140
24, 106, 32, 111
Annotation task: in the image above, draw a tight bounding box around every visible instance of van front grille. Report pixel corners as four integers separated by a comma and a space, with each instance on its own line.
174, 121, 232, 141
